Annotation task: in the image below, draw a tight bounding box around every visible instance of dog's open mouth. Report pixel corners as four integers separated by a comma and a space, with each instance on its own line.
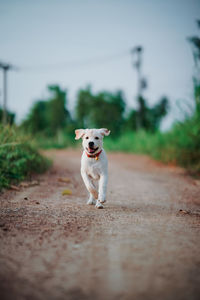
87, 147, 99, 154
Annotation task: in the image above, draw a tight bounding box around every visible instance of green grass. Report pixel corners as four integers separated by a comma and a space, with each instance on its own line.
104, 130, 160, 154
32, 129, 76, 149
0, 125, 51, 191
22, 109, 200, 176
104, 112, 200, 175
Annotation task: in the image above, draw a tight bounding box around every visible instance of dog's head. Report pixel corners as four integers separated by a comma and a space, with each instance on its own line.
75, 128, 110, 155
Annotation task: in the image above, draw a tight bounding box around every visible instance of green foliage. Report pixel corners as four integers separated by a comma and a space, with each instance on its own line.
22, 101, 48, 133
34, 128, 76, 149
76, 86, 93, 128
104, 130, 158, 154
21, 85, 71, 136
76, 87, 126, 136
165, 111, 200, 173
46, 86, 71, 134
125, 96, 169, 132
0, 107, 15, 125
76, 87, 168, 135
22, 84, 169, 140
0, 125, 50, 190
104, 110, 200, 174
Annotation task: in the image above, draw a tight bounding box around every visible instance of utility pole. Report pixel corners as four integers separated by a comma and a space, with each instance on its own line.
131, 46, 147, 130
0, 62, 17, 125
131, 46, 147, 99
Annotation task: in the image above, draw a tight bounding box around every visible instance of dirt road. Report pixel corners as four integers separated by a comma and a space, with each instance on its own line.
0, 149, 200, 300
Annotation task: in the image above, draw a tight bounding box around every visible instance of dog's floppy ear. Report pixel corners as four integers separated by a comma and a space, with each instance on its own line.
75, 129, 85, 140
99, 128, 110, 137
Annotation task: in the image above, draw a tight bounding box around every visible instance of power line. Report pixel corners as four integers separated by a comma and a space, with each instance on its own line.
0, 47, 140, 124
19, 49, 130, 72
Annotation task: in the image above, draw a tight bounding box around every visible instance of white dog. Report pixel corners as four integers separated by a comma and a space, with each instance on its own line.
75, 128, 110, 209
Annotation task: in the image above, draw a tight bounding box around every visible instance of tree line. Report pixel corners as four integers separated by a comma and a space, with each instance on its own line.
16, 84, 169, 138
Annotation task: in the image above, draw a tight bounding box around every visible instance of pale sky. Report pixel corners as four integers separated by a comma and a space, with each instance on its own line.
0, 0, 199, 129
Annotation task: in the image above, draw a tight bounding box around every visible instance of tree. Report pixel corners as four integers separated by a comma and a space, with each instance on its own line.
21, 101, 48, 133
21, 85, 71, 135
46, 85, 71, 134
76, 87, 126, 136
0, 108, 15, 125
125, 96, 169, 132
76, 86, 93, 128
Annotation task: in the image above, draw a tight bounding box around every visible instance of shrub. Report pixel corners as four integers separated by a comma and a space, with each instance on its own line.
0, 126, 50, 190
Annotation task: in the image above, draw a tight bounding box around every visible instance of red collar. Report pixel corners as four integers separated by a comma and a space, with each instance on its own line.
85, 149, 102, 160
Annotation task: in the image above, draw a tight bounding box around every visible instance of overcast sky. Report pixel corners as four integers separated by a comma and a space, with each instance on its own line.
0, 0, 199, 129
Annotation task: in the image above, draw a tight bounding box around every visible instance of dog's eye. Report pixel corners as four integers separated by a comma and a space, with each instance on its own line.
95, 137, 99, 140
85, 136, 89, 139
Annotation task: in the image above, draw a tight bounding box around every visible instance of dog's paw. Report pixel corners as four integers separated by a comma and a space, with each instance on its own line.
99, 199, 106, 204
87, 198, 96, 205
95, 201, 104, 209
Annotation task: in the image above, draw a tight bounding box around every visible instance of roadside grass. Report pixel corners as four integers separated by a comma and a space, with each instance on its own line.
23, 110, 200, 176
0, 125, 51, 191
30, 128, 76, 149
104, 112, 200, 175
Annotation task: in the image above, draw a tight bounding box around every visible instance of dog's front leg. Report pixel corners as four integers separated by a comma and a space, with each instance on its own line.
81, 169, 98, 200
96, 174, 107, 208
87, 194, 96, 205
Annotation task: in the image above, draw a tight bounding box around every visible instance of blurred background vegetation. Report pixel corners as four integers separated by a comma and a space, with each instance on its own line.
0, 125, 50, 190
0, 20, 200, 190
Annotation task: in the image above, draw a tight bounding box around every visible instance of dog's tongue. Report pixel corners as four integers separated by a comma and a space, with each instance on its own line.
88, 148, 95, 153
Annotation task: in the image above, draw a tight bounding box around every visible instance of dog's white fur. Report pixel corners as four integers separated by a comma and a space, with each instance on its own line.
75, 128, 110, 209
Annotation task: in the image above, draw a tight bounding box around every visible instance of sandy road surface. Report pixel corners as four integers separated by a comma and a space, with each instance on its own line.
0, 149, 200, 300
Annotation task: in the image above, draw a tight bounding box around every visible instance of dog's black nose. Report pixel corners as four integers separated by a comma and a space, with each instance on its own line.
89, 141, 94, 148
